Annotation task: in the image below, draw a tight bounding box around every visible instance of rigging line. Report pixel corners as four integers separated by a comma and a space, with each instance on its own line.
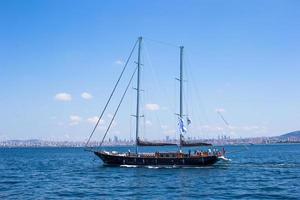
217, 110, 249, 151
185, 50, 214, 140
143, 42, 164, 132
182, 75, 189, 131
183, 59, 190, 119
129, 114, 132, 141
185, 50, 210, 124
141, 50, 146, 139
174, 78, 178, 139
184, 51, 203, 129
143, 37, 179, 48
99, 66, 138, 148
129, 81, 133, 142
140, 79, 145, 139
183, 65, 189, 117
85, 39, 138, 148
143, 113, 146, 139
217, 111, 230, 126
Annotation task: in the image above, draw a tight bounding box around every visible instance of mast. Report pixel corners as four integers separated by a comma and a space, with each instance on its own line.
135, 36, 142, 154
179, 46, 184, 149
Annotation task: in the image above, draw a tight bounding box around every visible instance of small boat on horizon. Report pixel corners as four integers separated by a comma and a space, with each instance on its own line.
86, 37, 225, 167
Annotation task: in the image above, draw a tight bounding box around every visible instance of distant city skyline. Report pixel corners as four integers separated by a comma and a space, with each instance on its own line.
1, 1, 300, 141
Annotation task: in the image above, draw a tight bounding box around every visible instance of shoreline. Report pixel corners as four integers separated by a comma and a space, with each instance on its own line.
1, 142, 300, 148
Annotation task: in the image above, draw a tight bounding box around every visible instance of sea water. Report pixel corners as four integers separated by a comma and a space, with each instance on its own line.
0, 144, 299, 199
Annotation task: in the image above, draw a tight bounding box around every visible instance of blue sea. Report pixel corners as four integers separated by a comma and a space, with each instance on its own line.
0, 144, 300, 199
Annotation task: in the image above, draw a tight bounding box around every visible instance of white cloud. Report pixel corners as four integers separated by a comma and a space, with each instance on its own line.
69, 115, 82, 126
145, 103, 160, 111
81, 92, 93, 100
114, 59, 124, 65
64, 134, 70, 139
145, 120, 152, 126
224, 125, 261, 132
54, 93, 72, 101
70, 115, 81, 121
240, 126, 261, 131
198, 124, 266, 133
198, 125, 224, 132
107, 113, 113, 119
215, 108, 226, 113
87, 116, 105, 125
111, 130, 120, 135
161, 125, 168, 130
111, 120, 117, 128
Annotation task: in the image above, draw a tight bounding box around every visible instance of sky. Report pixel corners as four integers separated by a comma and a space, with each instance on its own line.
0, 0, 300, 141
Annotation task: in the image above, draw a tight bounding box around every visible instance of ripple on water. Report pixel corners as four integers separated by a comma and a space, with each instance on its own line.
0, 145, 300, 199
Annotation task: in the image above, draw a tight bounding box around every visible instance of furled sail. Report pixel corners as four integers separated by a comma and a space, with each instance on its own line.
180, 139, 212, 147
137, 137, 177, 146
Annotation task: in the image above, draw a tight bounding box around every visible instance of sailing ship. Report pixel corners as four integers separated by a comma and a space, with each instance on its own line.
86, 37, 225, 166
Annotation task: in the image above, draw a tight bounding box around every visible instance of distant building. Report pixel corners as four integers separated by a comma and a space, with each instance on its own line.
114, 136, 119, 143
166, 136, 170, 141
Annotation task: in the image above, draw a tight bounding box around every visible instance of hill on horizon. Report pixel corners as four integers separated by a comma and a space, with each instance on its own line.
279, 131, 300, 139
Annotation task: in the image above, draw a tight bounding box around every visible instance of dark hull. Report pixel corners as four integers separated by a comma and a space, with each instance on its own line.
94, 152, 219, 166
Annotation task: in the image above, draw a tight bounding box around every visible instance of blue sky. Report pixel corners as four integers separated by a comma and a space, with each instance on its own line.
0, 0, 299, 141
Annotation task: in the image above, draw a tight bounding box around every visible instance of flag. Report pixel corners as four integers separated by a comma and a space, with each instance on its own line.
178, 117, 187, 133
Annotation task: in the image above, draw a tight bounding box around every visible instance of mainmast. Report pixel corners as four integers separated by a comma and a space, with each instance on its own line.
179, 46, 184, 149
135, 36, 142, 154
